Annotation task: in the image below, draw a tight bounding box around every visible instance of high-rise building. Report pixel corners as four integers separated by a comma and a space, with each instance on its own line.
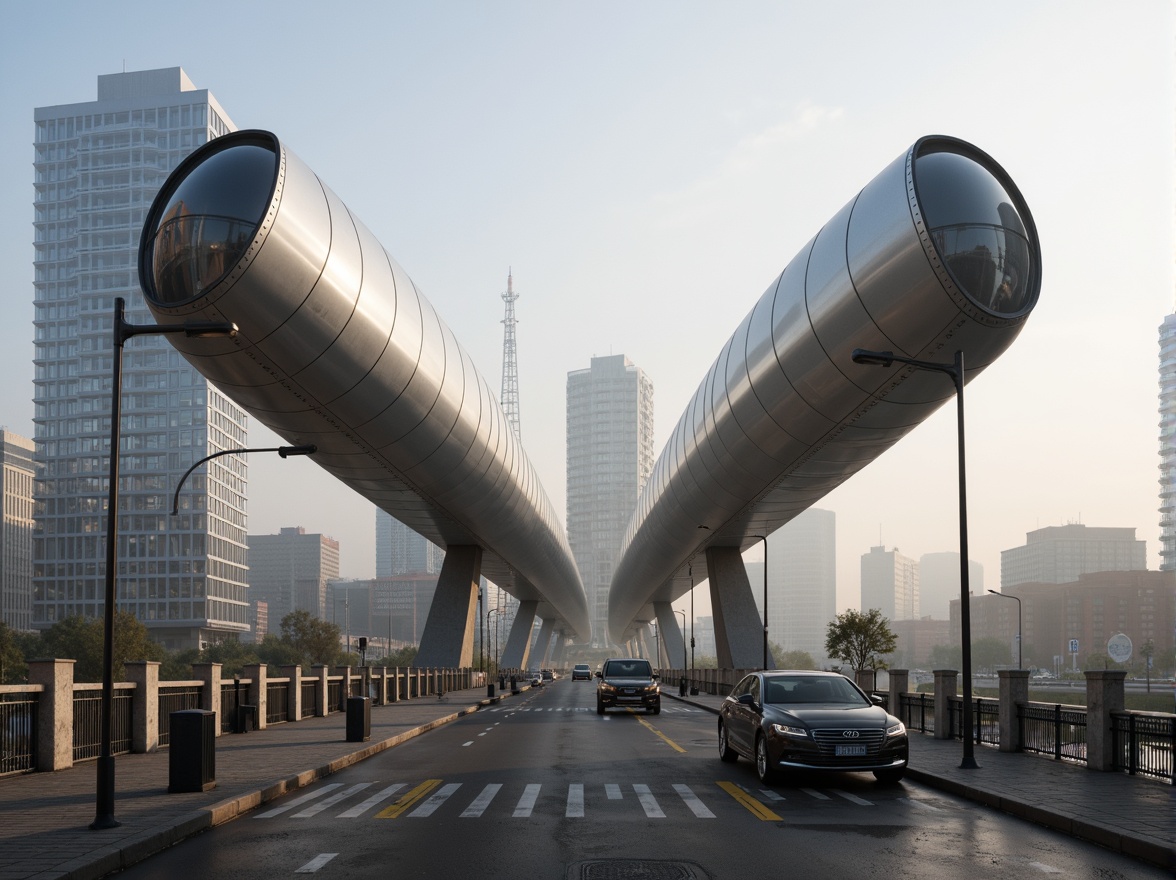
766, 508, 836, 662
566, 355, 654, 647
375, 509, 444, 577
1159, 312, 1176, 569
1000, 524, 1146, 588
1, 430, 37, 631
861, 545, 919, 621
918, 551, 984, 620
31, 68, 248, 650
248, 527, 340, 623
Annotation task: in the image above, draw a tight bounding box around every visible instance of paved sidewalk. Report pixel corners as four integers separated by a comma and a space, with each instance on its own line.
0, 685, 512, 880
664, 688, 1175, 872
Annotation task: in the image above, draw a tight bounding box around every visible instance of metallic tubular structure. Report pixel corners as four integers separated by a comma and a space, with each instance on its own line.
608, 135, 1041, 645
137, 130, 588, 642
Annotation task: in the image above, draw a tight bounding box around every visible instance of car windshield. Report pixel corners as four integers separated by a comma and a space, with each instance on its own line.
603, 660, 652, 677
763, 676, 868, 706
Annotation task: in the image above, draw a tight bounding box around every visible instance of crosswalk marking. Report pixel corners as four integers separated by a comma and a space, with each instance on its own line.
674, 783, 715, 818
899, 796, 942, 812
801, 788, 830, 800
461, 783, 502, 817
294, 783, 372, 818
831, 789, 874, 806
295, 854, 338, 873
567, 783, 584, 818
410, 782, 461, 817
338, 783, 405, 818
255, 783, 344, 818
716, 780, 782, 821
633, 784, 665, 818
605, 784, 622, 800
375, 779, 442, 819
514, 783, 541, 817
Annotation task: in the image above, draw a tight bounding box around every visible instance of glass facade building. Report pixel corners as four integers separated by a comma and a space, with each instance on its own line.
31, 68, 249, 650
1, 430, 37, 631
375, 509, 444, 577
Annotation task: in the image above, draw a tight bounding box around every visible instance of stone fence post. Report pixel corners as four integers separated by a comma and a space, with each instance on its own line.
27, 658, 74, 771
998, 669, 1029, 752
191, 662, 222, 736
1084, 670, 1126, 771
282, 665, 303, 721
888, 669, 909, 716
933, 669, 957, 741
125, 660, 160, 753
314, 664, 329, 716
244, 662, 267, 730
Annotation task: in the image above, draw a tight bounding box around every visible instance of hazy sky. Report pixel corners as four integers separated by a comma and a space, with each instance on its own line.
1, 2, 1172, 619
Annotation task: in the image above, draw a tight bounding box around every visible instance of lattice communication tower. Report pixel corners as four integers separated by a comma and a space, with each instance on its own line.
500, 269, 522, 441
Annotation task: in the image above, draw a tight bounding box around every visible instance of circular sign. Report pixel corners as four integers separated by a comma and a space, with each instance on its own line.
1106, 633, 1133, 664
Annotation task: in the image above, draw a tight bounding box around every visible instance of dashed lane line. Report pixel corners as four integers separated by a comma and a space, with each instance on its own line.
295, 854, 338, 873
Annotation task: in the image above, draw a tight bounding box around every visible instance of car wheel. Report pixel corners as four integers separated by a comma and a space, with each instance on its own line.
596, 698, 604, 715
755, 733, 777, 784
718, 722, 739, 763
873, 767, 905, 784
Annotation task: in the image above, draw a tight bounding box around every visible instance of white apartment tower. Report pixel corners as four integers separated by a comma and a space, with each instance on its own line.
1160, 312, 1176, 569
861, 545, 919, 621
766, 508, 836, 661
31, 68, 249, 650
566, 355, 654, 647
1000, 524, 1146, 588
1, 430, 37, 631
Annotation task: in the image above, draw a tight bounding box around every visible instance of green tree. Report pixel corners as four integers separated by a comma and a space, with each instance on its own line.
279, 610, 344, 666
36, 612, 163, 682
0, 621, 27, 683
377, 645, 418, 667
972, 636, 1013, 673
927, 643, 962, 669
773, 648, 817, 670
824, 609, 897, 675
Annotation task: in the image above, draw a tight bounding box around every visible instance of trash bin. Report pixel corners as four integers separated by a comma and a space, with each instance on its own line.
169, 709, 216, 793
510, 675, 519, 695
235, 704, 256, 734
487, 682, 495, 698
679, 677, 687, 696
346, 696, 371, 742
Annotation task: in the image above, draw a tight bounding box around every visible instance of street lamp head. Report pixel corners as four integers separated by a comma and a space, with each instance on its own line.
851, 348, 894, 368
182, 321, 238, 339
278, 444, 317, 458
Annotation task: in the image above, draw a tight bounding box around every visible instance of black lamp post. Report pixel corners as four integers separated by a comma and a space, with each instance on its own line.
93, 297, 237, 830
488, 607, 499, 674
688, 565, 698, 695
753, 534, 768, 670
988, 590, 1022, 670
171, 444, 316, 515
851, 347, 979, 770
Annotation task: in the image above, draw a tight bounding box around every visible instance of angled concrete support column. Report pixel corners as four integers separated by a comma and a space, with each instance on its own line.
654, 602, 686, 670
551, 636, 568, 666
706, 545, 771, 669
415, 545, 483, 668
500, 600, 538, 670
532, 618, 555, 667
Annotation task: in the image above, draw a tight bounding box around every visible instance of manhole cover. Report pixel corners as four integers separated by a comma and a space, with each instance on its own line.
567, 860, 710, 880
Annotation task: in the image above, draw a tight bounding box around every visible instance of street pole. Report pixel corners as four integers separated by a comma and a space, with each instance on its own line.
753, 534, 768, 670
988, 590, 1022, 670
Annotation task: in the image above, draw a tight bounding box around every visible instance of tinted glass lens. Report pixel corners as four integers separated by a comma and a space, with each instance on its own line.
915, 150, 1034, 316
146, 142, 277, 304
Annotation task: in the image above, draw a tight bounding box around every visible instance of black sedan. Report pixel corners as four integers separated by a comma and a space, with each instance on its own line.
717, 671, 908, 784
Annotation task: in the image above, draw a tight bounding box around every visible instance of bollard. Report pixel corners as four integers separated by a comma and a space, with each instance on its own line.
487, 682, 495, 698
510, 674, 519, 695
679, 677, 687, 696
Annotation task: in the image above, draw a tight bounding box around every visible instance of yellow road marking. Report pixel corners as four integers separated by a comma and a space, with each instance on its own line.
716, 780, 782, 821
629, 710, 687, 753
375, 779, 442, 819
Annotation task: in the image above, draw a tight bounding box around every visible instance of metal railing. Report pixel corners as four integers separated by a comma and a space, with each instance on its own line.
1018, 702, 1088, 764
898, 692, 934, 735
300, 680, 317, 718
1, 694, 37, 775
266, 681, 289, 725
1113, 711, 1174, 783
73, 687, 133, 762
327, 679, 343, 713
946, 695, 1000, 746
220, 681, 243, 734
157, 685, 202, 746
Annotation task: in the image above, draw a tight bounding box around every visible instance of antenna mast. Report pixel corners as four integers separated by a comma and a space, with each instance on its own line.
500, 269, 522, 441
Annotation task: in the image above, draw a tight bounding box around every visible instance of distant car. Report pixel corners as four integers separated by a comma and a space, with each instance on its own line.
542, 669, 554, 681
571, 664, 592, 681
718, 670, 908, 785
596, 657, 660, 714
529, 671, 543, 687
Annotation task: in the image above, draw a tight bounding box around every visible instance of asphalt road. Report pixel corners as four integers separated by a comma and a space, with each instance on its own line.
113, 679, 1169, 879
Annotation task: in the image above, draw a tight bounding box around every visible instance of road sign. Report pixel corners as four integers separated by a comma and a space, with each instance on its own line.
1106, 633, 1132, 664
1068, 639, 1079, 654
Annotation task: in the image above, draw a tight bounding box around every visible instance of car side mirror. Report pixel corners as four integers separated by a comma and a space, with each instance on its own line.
652, 673, 659, 681
595, 671, 601, 678
870, 694, 884, 705
737, 693, 756, 706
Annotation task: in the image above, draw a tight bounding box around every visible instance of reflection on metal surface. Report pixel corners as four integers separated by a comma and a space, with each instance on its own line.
608, 135, 1040, 644
139, 130, 587, 642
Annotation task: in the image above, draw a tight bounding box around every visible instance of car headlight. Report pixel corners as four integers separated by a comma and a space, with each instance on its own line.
886, 722, 906, 737
645, 685, 659, 694
771, 723, 809, 739
599, 683, 616, 694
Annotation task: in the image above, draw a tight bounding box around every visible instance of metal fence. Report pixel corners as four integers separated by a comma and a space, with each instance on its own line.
1112, 711, 1174, 783
266, 682, 288, 725
220, 681, 243, 734
945, 696, 1000, 746
898, 692, 934, 735
157, 686, 202, 746
300, 680, 317, 718
1, 694, 37, 775
327, 680, 343, 713
1018, 702, 1088, 764
73, 688, 133, 762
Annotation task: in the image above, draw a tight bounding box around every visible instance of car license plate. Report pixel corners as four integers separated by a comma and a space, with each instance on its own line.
835, 744, 868, 757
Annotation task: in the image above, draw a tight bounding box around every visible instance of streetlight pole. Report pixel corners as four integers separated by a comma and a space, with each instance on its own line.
851, 347, 979, 769
688, 565, 698, 695
753, 534, 768, 670
988, 590, 1022, 670
93, 297, 237, 830
171, 444, 316, 515
488, 607, 499, 675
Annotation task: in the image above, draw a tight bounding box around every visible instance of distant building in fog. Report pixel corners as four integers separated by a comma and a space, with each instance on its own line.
919, 551, 984, 620
767, 509, 836, 662
890, 617, 951, 669
248, 527, 340, 624
861, 545, 918, 621
1000, 524, 1146, 589
376, 509, 444, 576
1159, 312, 1176, 569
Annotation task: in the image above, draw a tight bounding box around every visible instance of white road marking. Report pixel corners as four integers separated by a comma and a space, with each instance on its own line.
461, 783, 502, 817
462, 741, 474, 747
674, 784, 715, 818
801, 788, 831, 800
831, 789, 874, 806
338, 783, 405, 818
295, 853, 338, 873
514, 783, 542, 817
409, 782, 462, 817
605, 784, 622, 800
254, 783, 344, 818
567, 783, 585, 817
633, 784, 665, 818
294, 783, 372, 818
899, 796, 942, 812
1028, 863, 1064, 874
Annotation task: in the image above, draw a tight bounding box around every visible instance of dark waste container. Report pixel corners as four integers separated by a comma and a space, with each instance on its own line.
679, 677, 687, 696
235, 704, 256, 734
346, 696, 371, 742
169, 709, 216, 793
510, 675, 519, 695
487, 682, 495, 698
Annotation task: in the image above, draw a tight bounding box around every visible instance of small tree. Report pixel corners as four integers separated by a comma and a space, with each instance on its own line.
825, 609, 897, 680
279, 610, 344, 666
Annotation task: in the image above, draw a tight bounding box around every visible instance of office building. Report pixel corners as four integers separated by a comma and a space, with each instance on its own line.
918, 551, 984, 620
248, 527, 340, 624
1000, 524, 1146, 589
375, 508, 444, 577
566, 355, 654, 647
1, 430, 37, 630
861, 545, 919, 621
1159, 312, 1176, 569
31, 68, 248, 650
766, 508, 836, 662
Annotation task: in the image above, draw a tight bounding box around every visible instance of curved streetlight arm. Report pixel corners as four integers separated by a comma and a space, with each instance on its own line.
171, 444, 317, 515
